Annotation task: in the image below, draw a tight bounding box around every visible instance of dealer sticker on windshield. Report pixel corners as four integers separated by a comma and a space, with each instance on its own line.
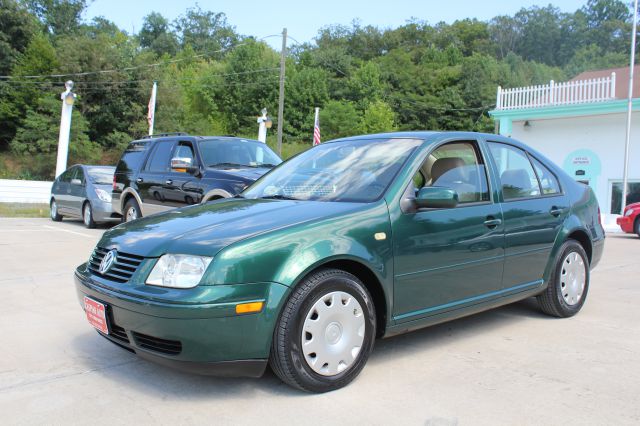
83, 296, 109, 334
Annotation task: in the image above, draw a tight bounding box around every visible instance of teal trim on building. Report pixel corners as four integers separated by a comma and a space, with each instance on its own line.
489, 99, 640, 136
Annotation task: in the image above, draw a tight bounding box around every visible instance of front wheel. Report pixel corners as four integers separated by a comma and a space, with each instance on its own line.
50, 199, 62, 222
269, 268, 376, 393
634, 217, 640, 238
537, 240, 589, 318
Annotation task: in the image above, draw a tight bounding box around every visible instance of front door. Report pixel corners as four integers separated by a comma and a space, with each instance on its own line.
485, 141, 570, 289
392, 139, 505, 322
164, 141, 205, 207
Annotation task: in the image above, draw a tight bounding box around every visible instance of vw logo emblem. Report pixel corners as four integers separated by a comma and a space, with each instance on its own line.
98, 249, 117, 274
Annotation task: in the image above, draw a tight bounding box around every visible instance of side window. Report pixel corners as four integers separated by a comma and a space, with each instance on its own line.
59, 169, 72, 182
76, 168, 85, 184
172, 142, 196, 165
530, 156, 561, 195
415, 141, 490, 204
487, 142, 541, 200
145, 141, 175, 172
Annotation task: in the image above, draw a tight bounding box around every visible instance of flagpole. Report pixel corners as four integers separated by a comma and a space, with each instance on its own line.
622, 0, 638, 214
148, 81, 157, 136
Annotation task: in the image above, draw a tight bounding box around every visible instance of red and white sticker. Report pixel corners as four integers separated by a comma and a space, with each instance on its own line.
83, 296, 109, 334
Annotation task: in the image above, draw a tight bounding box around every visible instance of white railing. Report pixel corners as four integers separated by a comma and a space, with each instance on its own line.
495, 72, 616, 110
0, 179, 52, 203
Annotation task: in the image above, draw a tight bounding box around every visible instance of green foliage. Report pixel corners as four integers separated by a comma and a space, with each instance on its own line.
320, 100, 362, 140
0, 1, 636, 179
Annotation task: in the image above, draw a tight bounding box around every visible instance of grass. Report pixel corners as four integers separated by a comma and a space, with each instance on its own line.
0, 203, 50, 218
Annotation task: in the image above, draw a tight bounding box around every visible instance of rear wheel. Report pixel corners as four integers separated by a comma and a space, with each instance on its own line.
123, 198, 141, 223
270, 268, 376, 393
83, 202, 96, 228
50, 199, 62, 222
634, 217, 640, 237
537, 240, 589, 318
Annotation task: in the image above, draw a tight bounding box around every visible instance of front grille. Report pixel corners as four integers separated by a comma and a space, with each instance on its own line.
88, 247, 144, 283
132, 332, 182, 355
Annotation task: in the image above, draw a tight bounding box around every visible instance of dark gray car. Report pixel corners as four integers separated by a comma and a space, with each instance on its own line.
50, 165, 120, 228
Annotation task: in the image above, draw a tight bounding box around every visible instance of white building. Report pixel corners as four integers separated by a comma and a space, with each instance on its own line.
489, 66, 640, 228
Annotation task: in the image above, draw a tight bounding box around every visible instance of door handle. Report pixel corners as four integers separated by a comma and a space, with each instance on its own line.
136, 177, 143, 183
166, 179, 173, 185
550, 206, 562, 217
484, 217, 502, 228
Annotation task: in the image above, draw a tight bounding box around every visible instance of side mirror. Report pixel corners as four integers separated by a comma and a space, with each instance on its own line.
171, 157, 196, 174
71, 178, 82, 185
415, 187, 459, 209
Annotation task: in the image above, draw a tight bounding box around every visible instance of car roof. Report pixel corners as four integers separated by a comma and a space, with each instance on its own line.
130, 135, 262, 144
327, 131, 528, 148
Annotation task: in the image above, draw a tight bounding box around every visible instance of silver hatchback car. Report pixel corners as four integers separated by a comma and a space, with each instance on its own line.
50, 165, 120, 228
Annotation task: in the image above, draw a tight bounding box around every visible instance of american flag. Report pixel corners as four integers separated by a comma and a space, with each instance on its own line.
313, 107, 321, 146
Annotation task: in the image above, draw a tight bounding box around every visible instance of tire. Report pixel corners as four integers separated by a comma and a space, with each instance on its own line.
269, 268, 376, 393
634, 217, 640, 238
83, 202, 96, 229
50, 199, 62, 222
123, 198, 141, 222
537, 239, 589, 318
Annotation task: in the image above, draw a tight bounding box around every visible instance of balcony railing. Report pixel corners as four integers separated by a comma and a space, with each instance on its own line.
495, 72, 616, 110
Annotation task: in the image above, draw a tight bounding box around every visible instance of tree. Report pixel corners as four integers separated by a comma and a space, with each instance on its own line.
320, 100, 362, 140
0, 0, 40, 75
361, 100, 396, 133
23, 0, 87, 36
174, 7, 238, 58
139, 12, 178, 57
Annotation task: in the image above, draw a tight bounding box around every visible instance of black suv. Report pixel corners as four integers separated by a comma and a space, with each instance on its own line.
112, 133, 282, 222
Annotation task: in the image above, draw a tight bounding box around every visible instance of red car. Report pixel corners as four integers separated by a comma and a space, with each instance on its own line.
617, 202, 640, 236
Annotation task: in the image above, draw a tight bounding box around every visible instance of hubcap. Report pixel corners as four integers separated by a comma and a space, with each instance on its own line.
50, 202, 57, 218
560, 251, 586, 306
126, 206, 137, 222
84, 205, 91, 225
301, 291, 365, 376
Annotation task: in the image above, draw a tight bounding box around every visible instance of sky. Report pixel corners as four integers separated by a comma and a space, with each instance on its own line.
85, 0, 589, 49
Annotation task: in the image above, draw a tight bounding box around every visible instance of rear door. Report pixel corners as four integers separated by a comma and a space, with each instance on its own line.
137, 140, 176, 215
392, 139, 505, 321
485, 141, 569, 290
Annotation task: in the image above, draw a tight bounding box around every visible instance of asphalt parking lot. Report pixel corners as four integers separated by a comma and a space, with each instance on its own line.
0, 218, 639, 425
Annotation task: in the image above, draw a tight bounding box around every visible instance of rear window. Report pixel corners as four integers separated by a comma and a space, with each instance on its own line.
116, 142, 148, 173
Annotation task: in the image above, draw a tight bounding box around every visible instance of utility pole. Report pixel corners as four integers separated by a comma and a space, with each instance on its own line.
622, 0, 638, 214
55, 80, 76, 178
277, 27, 287, 156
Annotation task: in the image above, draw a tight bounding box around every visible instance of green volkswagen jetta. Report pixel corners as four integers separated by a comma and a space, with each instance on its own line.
75, 131, 604, 392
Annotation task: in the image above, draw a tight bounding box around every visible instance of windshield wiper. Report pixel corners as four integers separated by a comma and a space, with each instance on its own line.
260, 194, 300, 201
208, 162, 246, 168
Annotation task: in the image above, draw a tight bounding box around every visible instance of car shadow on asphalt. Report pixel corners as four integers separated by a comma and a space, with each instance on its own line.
69, 297, 549, 397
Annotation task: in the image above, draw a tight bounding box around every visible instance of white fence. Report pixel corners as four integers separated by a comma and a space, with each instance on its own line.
0, 179, 52, 203
496, 72, 617, 110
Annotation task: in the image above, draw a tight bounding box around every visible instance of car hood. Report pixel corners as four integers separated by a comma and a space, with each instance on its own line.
204, 166, 272, 182
97, 198, 365, 258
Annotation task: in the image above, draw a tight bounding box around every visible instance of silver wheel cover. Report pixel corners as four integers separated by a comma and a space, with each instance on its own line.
50, 201, 57, 218
301, 291, 365, 376
126, 206, 137, 222
83, 205, 91, 225
560, 251, 586, 306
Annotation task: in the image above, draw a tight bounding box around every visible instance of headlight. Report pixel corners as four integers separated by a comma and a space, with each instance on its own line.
625, 208, 634, 217
94, 188, 112, 202
146, 254, 212, 288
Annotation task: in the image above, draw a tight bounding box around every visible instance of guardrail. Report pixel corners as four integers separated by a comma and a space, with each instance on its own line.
496, 72, 616, 110
0, 179, 52, 203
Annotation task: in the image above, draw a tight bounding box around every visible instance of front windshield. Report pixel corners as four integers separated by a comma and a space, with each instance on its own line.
198, 139, 282, 168
243, 138, 423, 202
87, 167, 115, 185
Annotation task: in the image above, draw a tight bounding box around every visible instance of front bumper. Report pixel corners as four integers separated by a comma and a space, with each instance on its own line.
616, 216, 634, 233
74, 264, 290, 377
